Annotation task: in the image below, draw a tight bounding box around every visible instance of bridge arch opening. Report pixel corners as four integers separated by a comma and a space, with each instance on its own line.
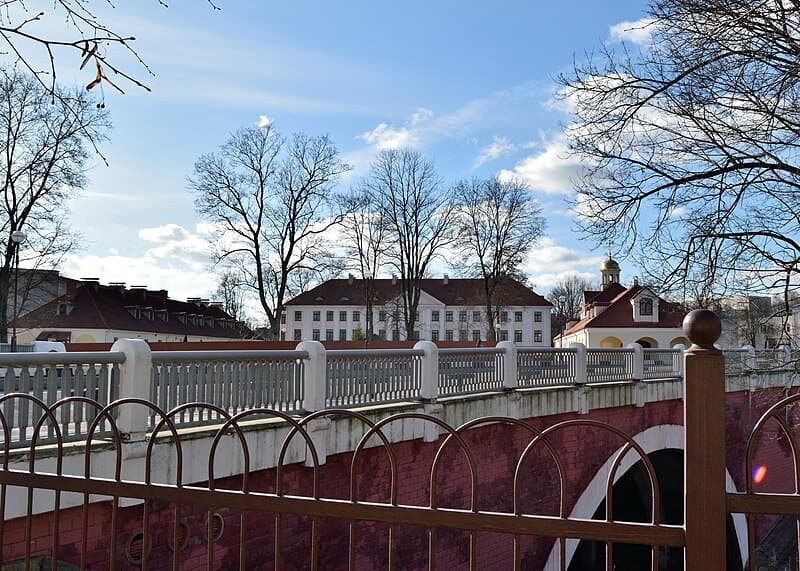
567, 449, 743, 570
545, 425, 748, 570
599, 336, 623, 348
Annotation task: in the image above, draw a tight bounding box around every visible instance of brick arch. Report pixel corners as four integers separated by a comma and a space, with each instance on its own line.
543, 424, 748, 570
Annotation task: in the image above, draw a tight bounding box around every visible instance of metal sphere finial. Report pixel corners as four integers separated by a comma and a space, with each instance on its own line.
682, 309, 721, 350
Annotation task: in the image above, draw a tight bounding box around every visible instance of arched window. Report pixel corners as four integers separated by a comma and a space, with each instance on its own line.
640, 298, 653, 316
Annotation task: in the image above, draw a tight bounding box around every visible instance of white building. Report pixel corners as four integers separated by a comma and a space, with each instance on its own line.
556, 257, 687, 349
283, 275, 552, 345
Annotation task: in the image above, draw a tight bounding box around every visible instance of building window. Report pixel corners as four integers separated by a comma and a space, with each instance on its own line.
312, 329, 320, 340
293, 329, 301, 341
339, 311, 347, 321
339, 329, 347, 341
445, 330, 454, 341
313, 311, 320, 322
413, 330, 420, 341
280, 332, 286, 341
500, 311, 508, 323
459, 311, 467, 323
445, 311, 453, 322
431, 330, 440, 341
472, 330, 481, 342
378, 329, 386, 340
459, 330, 467, 342
326, 310, 334, 321
325, 329, 334, 341
280, 314, 286, 324
390, 330, 397, 341
514, 311, 523, 322
379, 310, 387, 321
534, 311, 542, 323
57, 303, 68, 316
352, 311, 360, 322
473, 311, 481, 322
500, 330, 509, 341
294, 310, 302, 321
640, 298, 653, 316
534, 330, 542, 343
514, 330, 523, 343
414, 311, 419, 321
432, 310, 440, 322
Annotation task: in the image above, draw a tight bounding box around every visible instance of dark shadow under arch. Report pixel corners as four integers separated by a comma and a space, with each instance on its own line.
569, 449, 744, 570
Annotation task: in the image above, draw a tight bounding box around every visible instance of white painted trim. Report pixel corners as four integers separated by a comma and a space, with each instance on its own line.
543, 424, 748, 570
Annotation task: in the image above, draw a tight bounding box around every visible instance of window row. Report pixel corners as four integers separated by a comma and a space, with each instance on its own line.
292, 309, 544, 323
292, 329, 544, 343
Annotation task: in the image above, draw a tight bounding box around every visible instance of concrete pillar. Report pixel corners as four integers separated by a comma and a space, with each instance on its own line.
110, 338, 151, 439
497, 340, 518, 390
571, 342, 589, 414
297, 340, 326, 412
628, 342, 644, 381
414, 340, 439, 401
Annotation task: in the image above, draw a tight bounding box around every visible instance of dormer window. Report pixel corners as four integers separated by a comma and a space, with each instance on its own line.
640, 298, 653, 316
57, 303, 70, 316
126, 306, 141, 319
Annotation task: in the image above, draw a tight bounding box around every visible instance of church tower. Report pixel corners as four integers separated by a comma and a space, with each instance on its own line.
600, 255, 621, 289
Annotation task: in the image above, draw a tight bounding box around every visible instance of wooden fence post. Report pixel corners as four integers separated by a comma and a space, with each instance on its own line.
683, 309, 726, 570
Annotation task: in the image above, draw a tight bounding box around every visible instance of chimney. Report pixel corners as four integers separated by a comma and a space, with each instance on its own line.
391, 274, 397, 285
348, 273, 354, 285
443, 274, 449, 285
633, 276, 639, 286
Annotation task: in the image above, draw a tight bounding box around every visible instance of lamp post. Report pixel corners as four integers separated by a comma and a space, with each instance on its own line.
9, 230, 25, 352
558, 295, 567, 348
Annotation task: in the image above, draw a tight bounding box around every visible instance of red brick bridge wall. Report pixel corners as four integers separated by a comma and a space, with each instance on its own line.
4, 387, 797, 570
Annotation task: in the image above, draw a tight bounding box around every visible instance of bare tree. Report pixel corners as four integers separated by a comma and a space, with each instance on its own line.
560, 0, 800, 306
340, 189, 387, 341
452, 177, 545, 341
190, 125, 350, 339
363, 149, 454, 338
546, 274, 597, 343
0, 67, 109, 341
0, 1, 218, 99
212, 270, 247, 322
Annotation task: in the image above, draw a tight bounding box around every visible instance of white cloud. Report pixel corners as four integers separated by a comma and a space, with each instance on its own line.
609, 17, 657, 45
359, 123, 419, 150
410, 107, 434, 126
523, 237, 605, 291
256, 115, 273, 129
498, 136, 583, 195
64, 223, 216, 301
474, 136, 516, 168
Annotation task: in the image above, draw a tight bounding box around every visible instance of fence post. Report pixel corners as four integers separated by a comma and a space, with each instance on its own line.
683, 309, 726, 571
414, 340, 439, 401
110, 338, 151, 439
571, 342, 589, 414
673, 344, 686, 378
628, 343, 645, 407
297, 341, 326, 413
497, 341, 518, 390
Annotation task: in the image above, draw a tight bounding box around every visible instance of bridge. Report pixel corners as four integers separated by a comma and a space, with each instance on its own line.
0, 312, 798, 569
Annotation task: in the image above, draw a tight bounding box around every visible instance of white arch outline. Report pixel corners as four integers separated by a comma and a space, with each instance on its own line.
543, 424, 748, 569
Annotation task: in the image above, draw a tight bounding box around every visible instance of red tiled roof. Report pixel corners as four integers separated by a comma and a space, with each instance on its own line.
563, 284, 684, 335
15, 283, 245, 338
285, 277, 551, 307
583, 283, 626, 305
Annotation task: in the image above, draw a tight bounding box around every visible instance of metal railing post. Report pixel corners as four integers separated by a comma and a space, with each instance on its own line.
297, 340, 326, 412
414, 340, 439, 401
683, 309, 726, 571
497, 341, 517, 390
110, 339, 151, 438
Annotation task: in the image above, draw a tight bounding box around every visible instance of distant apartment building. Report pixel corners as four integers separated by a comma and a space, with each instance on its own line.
283, 275, 552, 345
13, 281, 246, 343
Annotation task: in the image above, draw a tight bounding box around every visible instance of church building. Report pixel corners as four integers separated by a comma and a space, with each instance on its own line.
556, 257, 687, 348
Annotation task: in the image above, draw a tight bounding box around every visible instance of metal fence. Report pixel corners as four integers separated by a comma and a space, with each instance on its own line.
438, 347, 505, 396
643, 349, 682, 380
150, 350, 306, 428
326, 349, 423, 407
0, 351, 123, 447
586, 348, 635, 383
517, 347, 576, 387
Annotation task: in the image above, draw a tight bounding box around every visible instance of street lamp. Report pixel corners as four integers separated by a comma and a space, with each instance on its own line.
9, 230, 25, 352
558, 295, 567, 348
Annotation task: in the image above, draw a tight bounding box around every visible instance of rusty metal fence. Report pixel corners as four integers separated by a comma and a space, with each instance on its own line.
0, 310, 796, 569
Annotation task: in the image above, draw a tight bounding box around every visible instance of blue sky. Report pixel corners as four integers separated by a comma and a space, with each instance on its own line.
43, 0, 650, 320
